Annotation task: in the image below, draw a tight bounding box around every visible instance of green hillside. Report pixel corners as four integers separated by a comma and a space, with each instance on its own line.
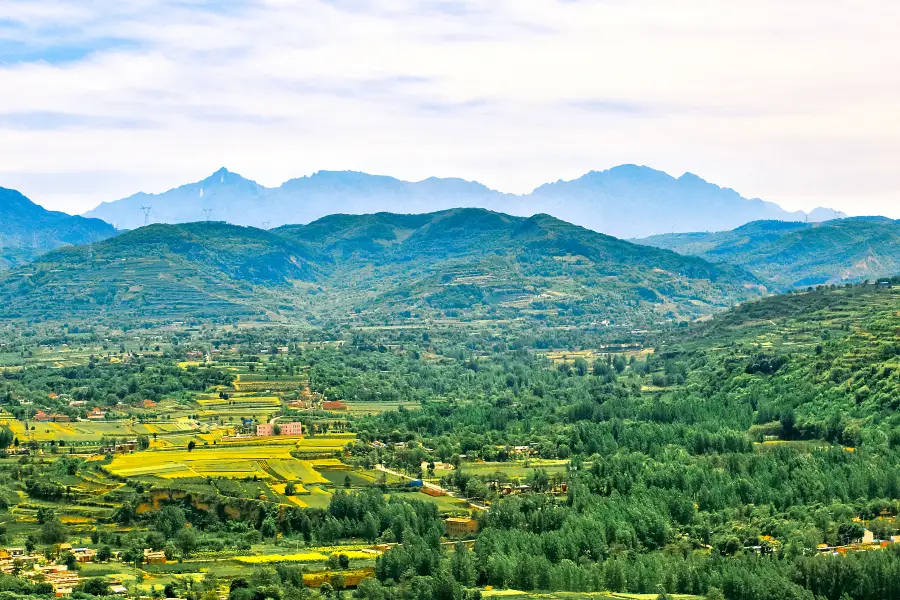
0, 209, 763, 325
671, 279, 900, 444
0, 186, 118, 269
279, 209, 764, 327
636, 217, 900, 289
0, 222, 322, 322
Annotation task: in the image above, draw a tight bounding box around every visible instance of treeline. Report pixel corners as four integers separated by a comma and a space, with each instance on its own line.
0, 356, 233, 418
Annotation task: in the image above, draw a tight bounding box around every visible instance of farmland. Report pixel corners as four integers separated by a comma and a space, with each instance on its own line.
1, 417, 203, 443
105, 437, 352, 483
0, 284, 898, 600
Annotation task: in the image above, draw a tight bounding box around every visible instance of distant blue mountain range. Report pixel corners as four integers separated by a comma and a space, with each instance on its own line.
83, 165, 846, 238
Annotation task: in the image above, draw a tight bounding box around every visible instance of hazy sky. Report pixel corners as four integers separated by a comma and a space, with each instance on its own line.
1, 0, 898, 216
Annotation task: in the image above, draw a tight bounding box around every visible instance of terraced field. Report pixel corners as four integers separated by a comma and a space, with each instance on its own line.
344, 401, 421, 415
232, 373, 307, 392
105, 436, 353, 482
196, 396, 281, 409
2, 418, 201, 442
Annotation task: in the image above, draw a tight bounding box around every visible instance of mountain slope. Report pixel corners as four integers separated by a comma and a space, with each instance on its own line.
0, 186, 118, 269
0, 222, 322, 322
635, 217, 900, 289
671, 281, 900, 444
83, 165, 844, 238
277, 208, 764, 326
0, 209, 763, 325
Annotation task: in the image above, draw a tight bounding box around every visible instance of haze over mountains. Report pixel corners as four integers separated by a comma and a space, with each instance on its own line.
83, 165, 846, 238
0, 186, 118, 269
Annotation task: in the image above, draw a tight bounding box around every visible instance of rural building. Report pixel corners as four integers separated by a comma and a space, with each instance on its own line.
280, 422, 303, 435
257, 422, 303, 436
143, 549, 167, 564
51, 414, 71, 422
42, 565, 82, 594
499, 484, 531, 495
72, 548, 95, 563
34, 410, 52, 422
444, 517, 479, 538
87, 408, 107, 420
114, 440, 137, 453
322, 401, 348, 411
508, 445, 536, 457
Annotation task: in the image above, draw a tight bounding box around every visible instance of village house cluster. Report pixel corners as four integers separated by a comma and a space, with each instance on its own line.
0, 544, 166, 597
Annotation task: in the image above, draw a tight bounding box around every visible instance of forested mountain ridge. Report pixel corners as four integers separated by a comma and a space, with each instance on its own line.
0, 222, 323, 322
673, 281, 900, 445
281, 209, 764, 326
278, 209, 753, 279
0, 209, 763, 325
635, 217, 900, 289
82, 165, 845, 238
0, 186, 118, 270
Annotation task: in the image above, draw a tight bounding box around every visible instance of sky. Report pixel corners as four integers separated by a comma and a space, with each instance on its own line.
0, 0, 898, 216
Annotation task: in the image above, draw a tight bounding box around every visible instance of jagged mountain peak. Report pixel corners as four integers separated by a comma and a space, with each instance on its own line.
82, 165, 849, 238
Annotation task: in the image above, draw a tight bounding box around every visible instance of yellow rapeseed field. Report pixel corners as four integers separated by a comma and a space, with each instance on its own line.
235, 545, 378, 564
106, 437, 351, 481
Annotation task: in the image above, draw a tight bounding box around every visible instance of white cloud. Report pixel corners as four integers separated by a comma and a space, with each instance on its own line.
0, 0, 898, 216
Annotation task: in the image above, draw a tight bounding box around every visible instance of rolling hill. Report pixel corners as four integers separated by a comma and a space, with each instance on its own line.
0, 209, 763, 325
277, 209, 766, 326
635, 217, 900, 289
0, 222, 322, 322
83, 165, 844, 238
670, 279, 900, 444
0, 186, 118, 270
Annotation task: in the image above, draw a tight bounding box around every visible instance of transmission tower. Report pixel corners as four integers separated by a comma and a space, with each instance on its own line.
202, 208, 213, 222
140, 205, 152, 226
262, 221, 271, 230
